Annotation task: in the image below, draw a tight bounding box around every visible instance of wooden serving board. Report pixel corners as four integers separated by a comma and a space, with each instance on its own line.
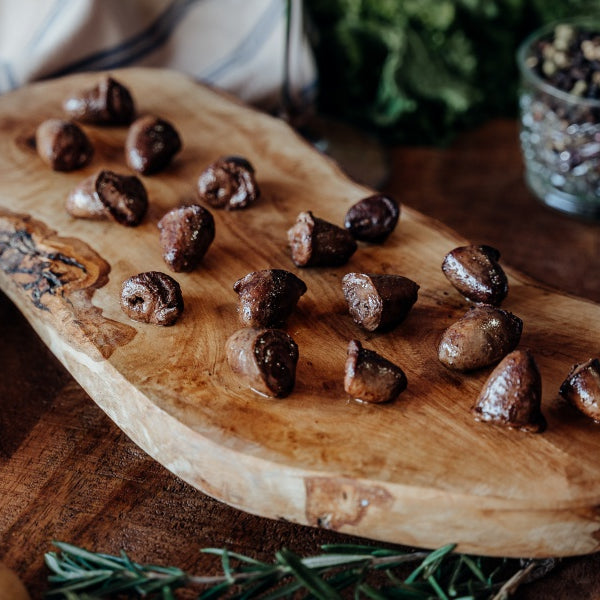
0, 69, 599, 558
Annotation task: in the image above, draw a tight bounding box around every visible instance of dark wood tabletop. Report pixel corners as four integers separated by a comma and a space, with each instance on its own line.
1, 118, 599, 599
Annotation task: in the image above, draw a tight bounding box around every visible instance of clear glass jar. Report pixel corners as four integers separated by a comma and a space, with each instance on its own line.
517, 20, 600, 219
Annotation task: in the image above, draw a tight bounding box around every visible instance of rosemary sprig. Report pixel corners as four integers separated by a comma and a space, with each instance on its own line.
44, 540, 555, 599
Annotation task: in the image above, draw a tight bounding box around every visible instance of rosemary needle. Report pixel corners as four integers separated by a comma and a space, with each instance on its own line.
44, 540, 556, 599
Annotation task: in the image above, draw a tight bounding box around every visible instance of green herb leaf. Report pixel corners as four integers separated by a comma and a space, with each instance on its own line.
305, 0, 599, 143
44, 540, 554, 599
276, 548, 343, 600
405, 543, 456, 583
198, 580, 231, 599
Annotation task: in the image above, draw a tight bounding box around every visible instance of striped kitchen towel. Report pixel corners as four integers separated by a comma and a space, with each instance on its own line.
0, 0, 316, 111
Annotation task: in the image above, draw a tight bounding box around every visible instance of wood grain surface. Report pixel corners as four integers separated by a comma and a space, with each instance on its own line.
0, 69, 599, 562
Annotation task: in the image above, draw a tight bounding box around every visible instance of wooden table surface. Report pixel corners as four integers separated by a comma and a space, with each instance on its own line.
1, 117, 599, 599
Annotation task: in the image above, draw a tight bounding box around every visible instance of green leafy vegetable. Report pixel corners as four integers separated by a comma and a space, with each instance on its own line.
305, 0, 600, 143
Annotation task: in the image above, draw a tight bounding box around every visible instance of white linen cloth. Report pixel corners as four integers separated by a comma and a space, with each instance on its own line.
0, 0, 316, 110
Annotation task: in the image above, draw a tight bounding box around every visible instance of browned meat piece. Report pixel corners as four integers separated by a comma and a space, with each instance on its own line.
226, 328, 299, 398
95, 170, 148, 226
560, 357, 600, 422
66, 173, 106, 219
36, 119, 93, 171
126, 115, 181, 175
342, 272, 418, 331
344, 193, 400, 243
344, 340, 407, 403
233, 269, 306, 328
197, 156, 259, 210
287, 211, 357, 267
438, 305, 523, 371
442, 244, 508, 305
63, 76, 135, 125
66, 170, 148, 227
472, 349, 546, 433
158, 204, 215, 272
120, 271, 184, 326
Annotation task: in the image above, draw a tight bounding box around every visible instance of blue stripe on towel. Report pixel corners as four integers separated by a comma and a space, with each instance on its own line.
200, 0, 284, 84
301, 77, 318, 102
46, 0, 202, 77
27, 0, 74, 53
0, 62, 17, 93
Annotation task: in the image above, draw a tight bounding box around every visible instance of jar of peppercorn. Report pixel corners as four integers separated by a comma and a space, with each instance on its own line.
517, 19, 600, 219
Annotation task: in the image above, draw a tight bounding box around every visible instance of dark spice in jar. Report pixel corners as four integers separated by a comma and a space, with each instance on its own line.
559, 357, 600, 422
158, 204, 215, 272
197, 156, 259, 210
120, 271, 183, 326
344, 340, 407, 404
233, 269, 307, 328
126, 115, 182, 175
344, 193, 400, 243
287, 211, 357, 267
226, 328, 299, 398
35, 119, 93, 171
442, 244, 508, 306
342, 272, 419, 331
527, 24, 600, 101
63, 76, 135, 125
472, 349, 546, 433
519, 23, 600, 213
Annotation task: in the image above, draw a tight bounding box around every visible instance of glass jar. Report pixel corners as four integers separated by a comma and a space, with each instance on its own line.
517, 20, 600, 219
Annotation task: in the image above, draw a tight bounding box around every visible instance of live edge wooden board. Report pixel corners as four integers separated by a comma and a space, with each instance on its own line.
0, 69, 599, 559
